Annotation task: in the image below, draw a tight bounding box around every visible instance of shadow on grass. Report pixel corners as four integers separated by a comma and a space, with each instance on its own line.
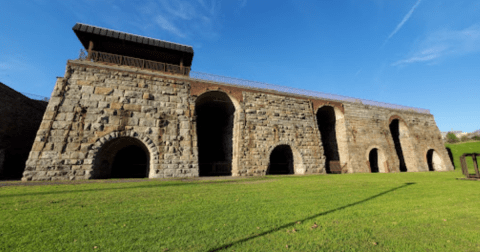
0, 177, 271, 198
209, 182, 416, 252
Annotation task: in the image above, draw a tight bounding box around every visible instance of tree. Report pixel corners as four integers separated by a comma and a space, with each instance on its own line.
446, 132, 459, 143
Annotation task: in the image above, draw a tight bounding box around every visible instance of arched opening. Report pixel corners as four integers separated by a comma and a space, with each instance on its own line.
316, 106, 340, 173
93, 137, 149, 179
426, 149, 446, 171
389, 119, 407, 172
195, 91, 235, 176
445, 147, 455, 168
267, 145, 294, 175
369, 148, 379, 173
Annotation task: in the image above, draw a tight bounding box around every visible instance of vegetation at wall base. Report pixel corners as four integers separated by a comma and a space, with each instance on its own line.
1, 143, 479, 251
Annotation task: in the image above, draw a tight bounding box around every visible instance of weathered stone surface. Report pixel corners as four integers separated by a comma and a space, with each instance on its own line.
95, 87, 113, 95
22, 60, 453, 181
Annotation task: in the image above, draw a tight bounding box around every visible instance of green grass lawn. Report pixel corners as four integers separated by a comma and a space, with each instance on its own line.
1, 143, 480, 251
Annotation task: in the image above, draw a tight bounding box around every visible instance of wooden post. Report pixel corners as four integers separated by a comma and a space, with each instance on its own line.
180, 57, 184, 75
473, 154, 480, 178
86, 41, 94, 61
460, 155, 468, 177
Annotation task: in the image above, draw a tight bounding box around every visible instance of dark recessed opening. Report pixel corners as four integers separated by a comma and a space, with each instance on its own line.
445, 147, 454, 169
93, 137, 149, 179
389, 119, 407, 172
268, 145, 294, 175
427, 149, 435, 171
316, 106, 339, 173
369, 148, 379, 173
111, 145, 148, 178
195, 91, 235, 176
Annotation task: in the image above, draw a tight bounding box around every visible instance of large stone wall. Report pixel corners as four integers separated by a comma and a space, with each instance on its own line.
342, 103, 449, 173
0, 82, 47, 179
22, 60, 453, 181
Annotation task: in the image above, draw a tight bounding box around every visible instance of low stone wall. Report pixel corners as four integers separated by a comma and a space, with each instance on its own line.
22, 60, 453, 181
0, 82, 47, 179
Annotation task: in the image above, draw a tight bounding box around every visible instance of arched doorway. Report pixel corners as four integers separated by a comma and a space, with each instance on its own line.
93, 137, 149, 179
427, 149, 446, 171
195, 91, 235, 176
316, 106, 340, 173
267, 145, 294, 175
369, 148, 379, 173
389, 119, 407, 172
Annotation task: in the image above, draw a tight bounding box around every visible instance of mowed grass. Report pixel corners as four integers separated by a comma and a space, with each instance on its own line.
1, 144, 479, 251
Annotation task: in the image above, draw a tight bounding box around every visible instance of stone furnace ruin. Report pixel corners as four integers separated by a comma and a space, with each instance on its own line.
22, 23, 453, 181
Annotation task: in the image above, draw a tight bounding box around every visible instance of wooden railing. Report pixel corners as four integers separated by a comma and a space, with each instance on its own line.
86, 50, 190, 76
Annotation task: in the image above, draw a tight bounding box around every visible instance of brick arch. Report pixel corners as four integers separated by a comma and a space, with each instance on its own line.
315, 104, 351, 173
388, 114, 407, 125
266, 141, 306, 175
88, 130, 160, 178
194, 89, 242, 111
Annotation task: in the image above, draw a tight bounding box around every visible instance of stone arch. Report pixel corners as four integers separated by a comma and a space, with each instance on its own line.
388, 115, 418, 172
88, 130, 159, 179
426, 148, 447, 171
266, 142, 305, 175
365, 146, 388, 173
315, 105, 350, 173
194, 90, 242, 176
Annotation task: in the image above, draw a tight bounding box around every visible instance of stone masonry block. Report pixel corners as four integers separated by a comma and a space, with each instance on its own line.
125, 91, 143, 99
81, 85, 95, 94
77, 80, 92, 86
124, 104, 142, 112
95, 87, 114, 95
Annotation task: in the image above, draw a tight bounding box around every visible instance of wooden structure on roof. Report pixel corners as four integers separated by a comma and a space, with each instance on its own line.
73, 23, 194, 76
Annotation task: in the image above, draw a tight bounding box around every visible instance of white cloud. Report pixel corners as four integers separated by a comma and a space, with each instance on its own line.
155, 15, 187, 38
384, 0, 422, 45
159, 0, 197, 20
135, 0, 220, 39
392, 24, 480, 66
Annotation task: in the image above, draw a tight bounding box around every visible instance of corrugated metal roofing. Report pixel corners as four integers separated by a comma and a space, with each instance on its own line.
72, 23, 194, 54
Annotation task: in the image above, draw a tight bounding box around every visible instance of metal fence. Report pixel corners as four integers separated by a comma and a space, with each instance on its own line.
21, 92, 49, 101
189, 71, 430, 114
88, 50, 190, 76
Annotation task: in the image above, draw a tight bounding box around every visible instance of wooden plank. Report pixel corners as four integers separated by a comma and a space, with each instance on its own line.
330, 161, 342, 174
473, 154, 480, 178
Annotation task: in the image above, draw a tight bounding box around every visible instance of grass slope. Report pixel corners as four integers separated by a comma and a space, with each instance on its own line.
0, 143, 479, 251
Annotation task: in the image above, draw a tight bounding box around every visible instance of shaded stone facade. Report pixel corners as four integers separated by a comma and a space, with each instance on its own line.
22, 60, 453, 181
0, 82, 47, 179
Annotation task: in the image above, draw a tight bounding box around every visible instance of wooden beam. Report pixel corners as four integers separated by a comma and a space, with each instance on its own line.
473, 154, 480, 177
87, 40, 94, 60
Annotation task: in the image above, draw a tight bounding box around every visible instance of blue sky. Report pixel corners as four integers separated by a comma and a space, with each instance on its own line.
1, 0, 479, 132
